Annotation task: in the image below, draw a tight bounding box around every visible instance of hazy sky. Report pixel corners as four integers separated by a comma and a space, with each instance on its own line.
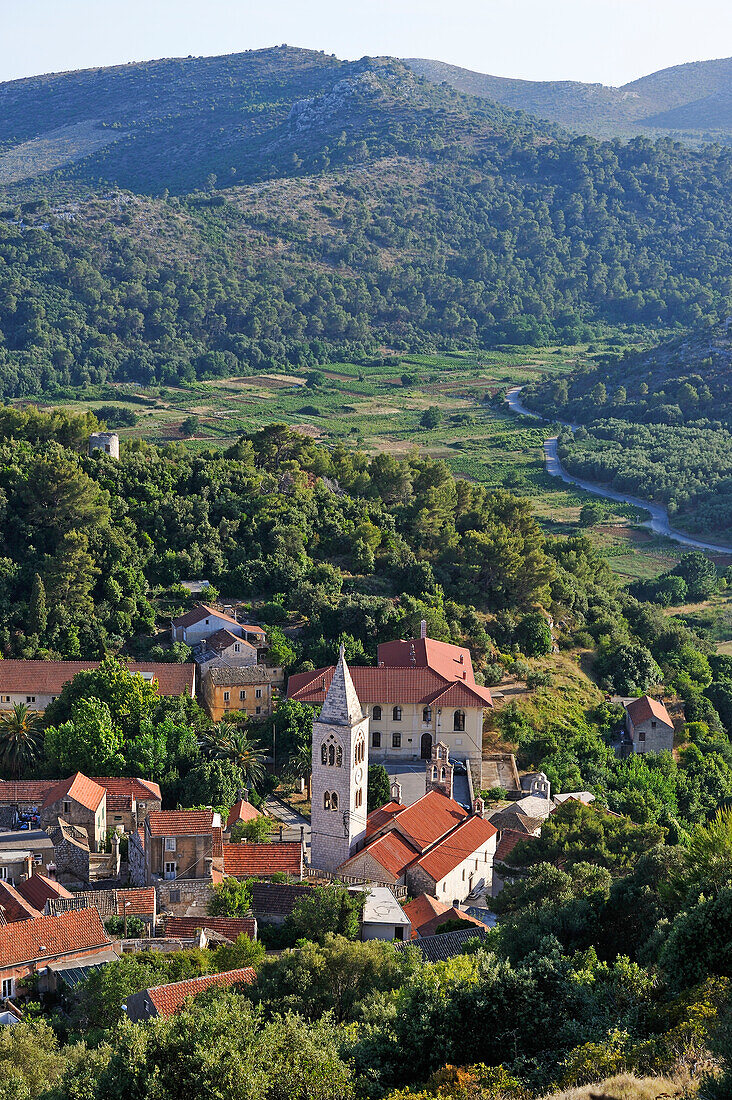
2, 0, 732, 86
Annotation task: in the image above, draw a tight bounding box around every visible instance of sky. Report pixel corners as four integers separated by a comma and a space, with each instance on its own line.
2, 0, 731, 86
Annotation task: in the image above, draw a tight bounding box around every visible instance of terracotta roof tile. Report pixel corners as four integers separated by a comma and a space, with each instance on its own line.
0, 781, 55, 805
495, 829, 531, 864
226, 800, 261, 828
203, 629, 257, 655
251, 882, 313, 917
402, 893, 450, 936
396, 925, 488, 962
377, 637, 476, 683
365, 800, 404, 838
16, 873, 73, 911
0, 660, 194, 697
222, 841, 302, 877
171, 604, 241, 631
414, 815, 497, 883
116, 888, 156, 917
0, 907, 110, 966
146, 968, 256, 1016
164, 917, 256, 941
41, 773, 105, 813
146, 810, 218, 837
93, 777, 162, 803
0, 879, 43, 922
48, 886, 156, 920
288, 665, 492, 708
625, 695, 673, 728
391, 790, 468, 852
344, 830, 419, 879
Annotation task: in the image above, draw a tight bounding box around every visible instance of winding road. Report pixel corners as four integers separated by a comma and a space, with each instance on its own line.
505, 386, 732, 555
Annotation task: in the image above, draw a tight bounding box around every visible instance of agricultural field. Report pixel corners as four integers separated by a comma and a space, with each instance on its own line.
31, 341, 730, 587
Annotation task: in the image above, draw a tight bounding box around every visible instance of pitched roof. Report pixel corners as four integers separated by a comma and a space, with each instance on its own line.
226, 799, 261, 828
0, 879, 42, 922
317, 648, 364, 727
625, 695, 674, 728
48, 886, 156, 920
377, 637, 476, 683
222, 841, 302, 877
414, 815, 497, 883
344, 829, 420, 879
0, 780, 55, 805
395, 925, 488, 963
145, 968, 256, 1016
402, 892, 451, 935
494, 830, 530, 864
164, 916, 256, 941
16, 873, 73, 911
389, 790, 468, 852
0, 660, 194, 697
204, 629, 257, 655
365, 800, 405, 838
206, 665, 273, 686
146, 810, 218, 837
0, 907, 110, 966
171, 603, 242, 631
288, 665, 492, 708
488, 809, 544, 835
93, 777, 162, 804
42, 773, 106, 813
509, 795, 555, 819
408, 899, 490, 939
250, 881, 313, 917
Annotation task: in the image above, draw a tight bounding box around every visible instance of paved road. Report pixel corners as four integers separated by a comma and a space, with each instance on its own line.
264, 795, 311, 852
383, 762, 471, 810
506, 386, 732, 555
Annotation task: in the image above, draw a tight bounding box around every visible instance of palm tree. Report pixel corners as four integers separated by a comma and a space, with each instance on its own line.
200, 721, 267, 789
0, 704, 44, 779
284, 743, 312, 783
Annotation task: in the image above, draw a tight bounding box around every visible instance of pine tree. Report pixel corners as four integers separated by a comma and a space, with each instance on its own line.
28, 572, 47, 637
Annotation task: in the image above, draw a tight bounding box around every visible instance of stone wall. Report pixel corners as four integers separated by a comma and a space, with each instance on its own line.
157, 879, 213, 917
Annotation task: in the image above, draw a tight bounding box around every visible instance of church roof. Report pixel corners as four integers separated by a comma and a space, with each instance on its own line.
316, 647, 364, 727
289, 666, 492, 708
390, 790, 467, 853
377, 637, 475, 683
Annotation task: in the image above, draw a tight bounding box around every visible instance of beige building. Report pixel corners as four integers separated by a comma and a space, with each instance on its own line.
200, 665, 279, 722
129, 810, 221, 887
624, 696, 674, 754
0, 661, 195, 714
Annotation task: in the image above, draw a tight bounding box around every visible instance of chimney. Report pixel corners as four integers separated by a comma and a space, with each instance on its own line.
409, 643, 416, 666
240, 788, 249, 804
420, 619, 427, 640
390, 780, 402, 804
22, 853, 34, 881
204, 857, 213, 879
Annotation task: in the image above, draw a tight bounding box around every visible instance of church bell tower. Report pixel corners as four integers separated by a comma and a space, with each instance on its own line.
309, 646, 369, 873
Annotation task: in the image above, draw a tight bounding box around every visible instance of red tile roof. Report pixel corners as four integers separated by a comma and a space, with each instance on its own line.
348, 830, 420, 878
146, 810, 217, 837
0, 879, 42, 922
0, 907, 110, 967
288, 664, 492, 708
365, 800, 404, 839
204, 629, 257, 655
226, 800, 261, 829
390, 790, 468, 853
146, 968, 256, 1016
0, 660, 194, 697
222, 841, 302, 877
42, 773, 105, 813
0, 780, 55, 805
494, 830, 530, 864
419, 906, 490, 938
16, 873, 73, 911
171, 604, 241, 631
377, 637, 476, 683
414, 815, 497, 883
402, 893, 489, 938
164, 917, 256, 941
625, 695, 673, 728
116, 888, 156, 917
93, 777, 162, 803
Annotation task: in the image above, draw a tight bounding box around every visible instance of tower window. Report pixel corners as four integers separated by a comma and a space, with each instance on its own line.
331, 791, 338, 810
453, 710, 465, 732
392, 706, 402, 721
372, 705, 382, 721
321, 737, 343, 767
324, 791, 330, 811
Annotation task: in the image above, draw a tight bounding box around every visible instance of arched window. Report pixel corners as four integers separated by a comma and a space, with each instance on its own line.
431, 766, 438, 781
336, 745, 343, 767
331, 791, 338, 810
372, 705, 382, 721
324, 791, 331, 810
422, 707, 432, 723
355, 738, 365, 764
321, 743, 327, 765
393, 706, 402, 721
440, 767, 446, 781
328, 744, 335, 766
453, 710, 465, 732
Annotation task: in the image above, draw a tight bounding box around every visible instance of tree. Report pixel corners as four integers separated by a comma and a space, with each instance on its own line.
179, 415, 199, 436
671, 552, 718, 601
285, 885, 365, 945
180, 759, 244, 811
45, 698, 125, 775
420, 407, 442, 429
208, 876, 254, 917
515, 612, 552, 657
0, 704, 43, 779
597, 643, 662, 695
231, 816, 277, 843
0, 1017, 70, 1099
367, 764, 391, 811
578, 502, 605, 527
201, 724, 267, 789
28, 572, 47, 637
43, 657, 162, 739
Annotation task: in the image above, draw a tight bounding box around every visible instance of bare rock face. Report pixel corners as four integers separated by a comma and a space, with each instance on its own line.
286, 71, 383, 135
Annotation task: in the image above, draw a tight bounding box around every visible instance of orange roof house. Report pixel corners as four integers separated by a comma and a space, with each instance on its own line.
220, 841, 303, 879
0, 660, 195, 708
0, 908, 114, 995
0, 879, 43, 922
403, 893, 490, 939
164, 916, 257, 941
15, 873, 72, 914
226, 798, 262, 831
624, 695, 674, 754
125, 968, 257, 1021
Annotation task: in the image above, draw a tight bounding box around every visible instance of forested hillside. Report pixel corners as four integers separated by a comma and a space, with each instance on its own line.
2, 48, 732, 399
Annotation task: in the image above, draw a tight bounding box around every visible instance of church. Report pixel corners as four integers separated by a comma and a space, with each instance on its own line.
310, 648, 497, 904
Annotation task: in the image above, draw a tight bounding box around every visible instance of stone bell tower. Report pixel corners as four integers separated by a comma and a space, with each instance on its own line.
309, 646, 369, 873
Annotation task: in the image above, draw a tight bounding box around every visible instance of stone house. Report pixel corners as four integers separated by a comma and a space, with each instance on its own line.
48, 820, 91, 885
288, 629, 493, 769
200, 665, 279, 722
0, 832, 54, 877
0, 908, 114, 1001
171, 603, 266, 649
0, 660, 195, 714
0, 849, 34, 887
94, 777, 162, 834
15, 873, 73, 913
163, 916, 257, 941
402, 893, 490, 939
48, 886, 157, 932
195, 629, 259, 670
40, 774, 107, 852
624, 696, 675, 754
124, 968, 256, 1022
129, 810, 221, 887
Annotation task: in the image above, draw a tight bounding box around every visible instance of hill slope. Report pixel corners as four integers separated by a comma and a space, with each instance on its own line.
405, 55, 732, 140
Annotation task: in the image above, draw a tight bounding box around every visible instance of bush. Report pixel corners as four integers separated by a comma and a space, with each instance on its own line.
104, 914, 145, 938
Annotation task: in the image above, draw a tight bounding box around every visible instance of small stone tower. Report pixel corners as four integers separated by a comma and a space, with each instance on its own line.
529, 772, 551, 801
426, 741, 454, 800
89, 431, 119, 459
310, 646, 369, 873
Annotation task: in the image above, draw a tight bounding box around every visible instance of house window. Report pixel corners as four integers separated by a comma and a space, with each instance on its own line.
372, 706, 382, 721
234, 644, 240, 652
639, 730, 646, 742
169, 888, 181, 903
1, 977, 13, 999
392, 706, 402, 722
26, 696, 35, 704
0, 867, 8, 881
164, 862, 176, 880
205, 619, 210, 625
255, 707, 261, 715
63, 801, 71, 815
255, 689, 262, 699
392, 732, 401, 748
453, 710, 465, 732
114, 815, 122, 822
372, 731, 381, 748
651, 721, 657, 729
165, 837, 176, 851
223, 691, 230, 702
240, 690, 246, 701
422, 707, 432, 723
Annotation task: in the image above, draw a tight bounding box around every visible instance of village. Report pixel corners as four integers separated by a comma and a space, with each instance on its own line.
0, 595, 672, 1027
